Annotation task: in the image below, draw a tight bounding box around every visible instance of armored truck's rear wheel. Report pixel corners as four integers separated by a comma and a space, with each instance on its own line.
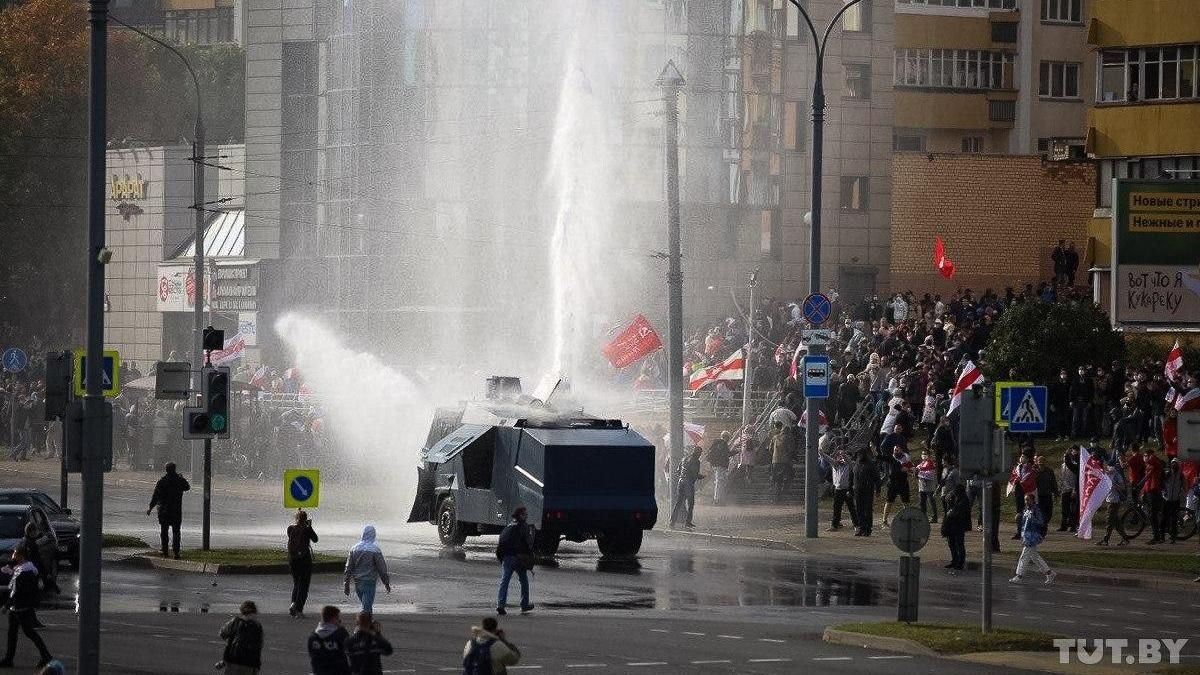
534, 528, 561, 556
597, 529, 642, 557
437, 497, 467, 546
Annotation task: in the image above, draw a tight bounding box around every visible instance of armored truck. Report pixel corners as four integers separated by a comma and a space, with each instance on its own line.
407, 377, 656, 556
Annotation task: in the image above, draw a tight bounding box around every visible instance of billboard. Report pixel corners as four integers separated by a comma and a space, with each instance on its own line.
1111, 179, 1200, 327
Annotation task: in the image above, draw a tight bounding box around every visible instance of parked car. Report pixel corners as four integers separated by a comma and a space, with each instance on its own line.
0, 505, 59, 591
0, 489, 80, 567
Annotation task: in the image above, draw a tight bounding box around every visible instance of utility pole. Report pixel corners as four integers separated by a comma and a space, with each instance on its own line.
658, 61, 685, 520
789, 0, 866, 540
740, 269, 759, 433
80, 2, 109, 672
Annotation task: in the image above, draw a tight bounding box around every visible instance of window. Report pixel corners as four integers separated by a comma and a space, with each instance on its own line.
991, 22, 1018, 43
893, 130, 926, 151
783, 100, 807, 150
760, 210, 780, 259
843, 0, 870, 33
896, 0, 1016, 8
1096, 45, 1200, 103
1041, 0, 1082, 23
894, 49, 1014, 90
961, 136, 983, 153
1039, 62, 1081, 98
786, 0, 807, 41
840, 176, 869, 211
845, 63, 872, 99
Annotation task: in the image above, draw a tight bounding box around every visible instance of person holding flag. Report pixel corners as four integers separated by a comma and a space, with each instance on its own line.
947, 360, 984, 416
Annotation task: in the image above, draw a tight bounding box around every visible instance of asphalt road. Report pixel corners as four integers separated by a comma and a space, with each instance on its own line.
2, 461, 1197, 673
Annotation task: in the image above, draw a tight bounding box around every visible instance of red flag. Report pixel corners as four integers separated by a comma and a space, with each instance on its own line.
601, 314, 663, 368
1166, 339, 1184, 382
934, 237, 956, 279
689, 349, 745, 391
948, 360, 983, 415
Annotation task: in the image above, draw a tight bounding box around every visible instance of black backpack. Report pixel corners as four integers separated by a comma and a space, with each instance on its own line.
462, 638, 495, 675
224, 618, 263, 667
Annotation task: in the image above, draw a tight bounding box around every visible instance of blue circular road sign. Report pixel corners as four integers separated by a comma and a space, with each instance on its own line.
2, 348, 28, 373
289, 475, 315, 503
802, 293, 832, 326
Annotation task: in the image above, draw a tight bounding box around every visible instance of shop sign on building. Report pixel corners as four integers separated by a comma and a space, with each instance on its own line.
213, 264, 259, 312
156, 263, 209, 312
1111, 179, 1200, 327
109, 173, 148, 201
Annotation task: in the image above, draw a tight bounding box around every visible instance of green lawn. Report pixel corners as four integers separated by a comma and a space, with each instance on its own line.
102, 533, 151, 549
1041, 550, 1200, 575
176, 548, 342, 565
833, 621, 1062, 655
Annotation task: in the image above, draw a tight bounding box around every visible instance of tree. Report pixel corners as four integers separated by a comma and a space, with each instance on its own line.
982, 300, 1125, 384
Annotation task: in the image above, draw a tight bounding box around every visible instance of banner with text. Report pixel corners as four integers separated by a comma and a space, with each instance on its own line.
601, 314, 663, 368
1112, 180, 1200, 327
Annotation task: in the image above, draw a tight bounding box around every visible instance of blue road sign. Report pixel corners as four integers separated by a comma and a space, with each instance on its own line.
1007, 385, 1048, 434
283, 468, 320, 508
290, 476, 314, 502
2, 348, 28, 373
74, 350, 120, 398
802, 354, 831, 399
802, 293, 832, 326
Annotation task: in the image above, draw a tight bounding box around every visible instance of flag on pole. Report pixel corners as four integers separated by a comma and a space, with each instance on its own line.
788, 341, 807, 379
683, 422, 706, 445
1077, 447, 1112, 540
1175, 387, 1200, 411
947, 360, 984, 415
1166, 339, 1184, 381
799, 409, 829, 433
688, 349, 745, 391
601, 314, 663, 368
248, 365, 269, 388
934, 237, 956, 280
210, 333, 246, 366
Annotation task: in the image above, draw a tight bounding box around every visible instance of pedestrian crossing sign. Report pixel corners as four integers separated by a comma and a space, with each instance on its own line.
72, 349, 120, 398
1007, 385, 1048, 434
283, 469, 320, 509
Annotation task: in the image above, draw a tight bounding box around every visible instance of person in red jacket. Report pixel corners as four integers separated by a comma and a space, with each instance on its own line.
1141, 444, 1166, 544
1125, 447, 1145, 506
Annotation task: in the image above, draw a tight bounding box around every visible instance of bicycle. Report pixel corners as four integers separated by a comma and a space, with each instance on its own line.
1118, 500, 1198, 541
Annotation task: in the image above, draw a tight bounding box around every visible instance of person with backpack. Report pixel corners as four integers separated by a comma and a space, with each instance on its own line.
217, 600, 264, 674
462, 616, 520, 675
343, 526, 390, 615
308, 605, 351, 675
0, 546, 52, 668
288, 509, 319, 618
495, 508, 534, 615
346, 611, 393, 675
1010, 493, 1056, 585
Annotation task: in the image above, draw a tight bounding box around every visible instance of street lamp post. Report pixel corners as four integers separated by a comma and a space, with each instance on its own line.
658, 61, 686, 522
109, 17, 213, 550
740, 269, 759, 434
788, 0, 866, 539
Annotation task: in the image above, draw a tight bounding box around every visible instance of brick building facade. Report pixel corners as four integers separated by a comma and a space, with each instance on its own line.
890, 153, 1094, 295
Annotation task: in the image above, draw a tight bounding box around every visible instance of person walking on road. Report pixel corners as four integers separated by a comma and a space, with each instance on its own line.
1098, 455, 1129, 546
308, 605, 351, 675
0, 547, 53, 668
941, 484, 971, 570
344, 526, 390, 616
495, 507, 534, 615
1034, 455, 1058, 537
217, 600, 264, 674
288, 510, 319, 618
462, 616, 521, 675
1010, 493, 1056, 585
147, 461, 190, 559
670, 447, 704, 527
346, 611, 393, 675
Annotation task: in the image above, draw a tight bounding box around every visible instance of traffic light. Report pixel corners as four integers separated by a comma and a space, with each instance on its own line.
201, 366, 231, 438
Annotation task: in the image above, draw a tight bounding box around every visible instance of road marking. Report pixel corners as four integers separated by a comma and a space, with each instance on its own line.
1087, 593, 1103, 597
650, 629, 669, 633
1130, 611, 1147, 616
1161, 601, 1178, 606
1097, 608, 1115, 613
178, 637, 198, 642
690, 661, 732, 665
717, 635, 743, 639
813, 657, 853, 661
1163, 630, 1181, 635
748, 658, 792, 663
1060, 590, 1080, 595
627, 662, 668, 667
1124, 627, 1145, 632
508, 667, 543, 671
1094, 624, 1109, 628
682, 632, 706, 636
1055, 620, 1076, 625
758, 638, 786, 643
566, 665, 607, 669
995, 613, 1010, 617
1164, 615, 1182, 620
868, 655, 914, 660
1033, 601, 1053, 606
1065, 604, 1083, 609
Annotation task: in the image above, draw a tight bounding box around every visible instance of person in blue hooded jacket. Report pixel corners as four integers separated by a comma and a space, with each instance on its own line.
343, 526, 390, 615
1009, 493, 1056, 585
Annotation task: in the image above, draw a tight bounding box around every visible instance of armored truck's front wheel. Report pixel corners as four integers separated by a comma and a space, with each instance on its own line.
437, 497, 468, 547
597, 529, 643, 557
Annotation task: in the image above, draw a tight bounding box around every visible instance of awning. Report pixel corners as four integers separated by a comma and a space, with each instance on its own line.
170, 209, 244, 260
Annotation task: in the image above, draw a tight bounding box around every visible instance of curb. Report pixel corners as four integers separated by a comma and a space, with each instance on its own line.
130, 555, 344, 575
649, 528, 799, 551
821, 628, 939, 658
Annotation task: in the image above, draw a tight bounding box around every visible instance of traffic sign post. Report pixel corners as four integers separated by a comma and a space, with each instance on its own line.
801, 292, 832, 326
800, 292, 831, 540
1007, 386, 1048, 434
2, 348, 28, 373
890, 507, 929, 623
284, 469, 321, 509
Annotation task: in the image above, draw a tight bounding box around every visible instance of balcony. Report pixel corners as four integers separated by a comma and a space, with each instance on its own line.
1088, 0, 1200, 48
896, 89, 1017, 129
1086, 102, 1200, 157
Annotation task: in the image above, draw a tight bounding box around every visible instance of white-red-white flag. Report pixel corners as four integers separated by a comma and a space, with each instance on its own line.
1166, 339, 1184, 382
1076, 447, 1112, 540
689, 349, 745, 391
788, 341, 807, 379
947, 360, 984, 415
210, 333, 245, 366
799, 409, 829, 433
248, 365, 269, 388
684, 422, 706, 445
1175, 387, 1200, 412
